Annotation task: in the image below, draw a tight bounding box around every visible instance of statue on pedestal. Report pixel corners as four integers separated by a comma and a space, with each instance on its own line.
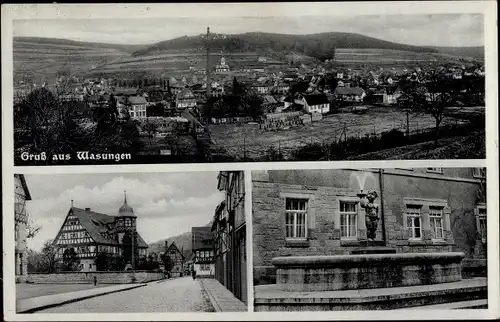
358, 190, 380, 240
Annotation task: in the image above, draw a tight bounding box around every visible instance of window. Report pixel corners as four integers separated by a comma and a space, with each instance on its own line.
285, 199, 308, 239
429, 206, 444, 239
340, 201, 357, 238
427, 168, 443, 174
89, 264, 92, 269
406, 205, 422, 239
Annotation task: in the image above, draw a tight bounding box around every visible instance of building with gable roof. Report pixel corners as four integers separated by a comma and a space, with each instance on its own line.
52, 193, 148, 272
163, 241, 185, 277
15, 174, 32, 280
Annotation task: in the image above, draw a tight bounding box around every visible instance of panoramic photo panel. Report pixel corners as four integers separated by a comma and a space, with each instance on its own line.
252, 168, 488, 311
14, 171, 247, 313
12, 7, 485, 165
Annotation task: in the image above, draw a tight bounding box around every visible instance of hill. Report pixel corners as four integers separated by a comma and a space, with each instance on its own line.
430, 46, 484, 60
148, 231, 193, 258
13, 37, 145, 83
147, 221, 212, 258
14, 37, 146, 53
132, 32, 439, 60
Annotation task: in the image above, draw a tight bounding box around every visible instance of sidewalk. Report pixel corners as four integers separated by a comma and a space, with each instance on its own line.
17, 283, 147, 313
198, 278, 247, 312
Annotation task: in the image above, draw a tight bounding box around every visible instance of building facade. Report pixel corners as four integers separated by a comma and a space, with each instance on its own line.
164, 241, 185, 277
53, 194, 148, 272
191, 226, 215, 277
252, 168, 487, 285
212, 171, 247, 303
15, 174, 32, 280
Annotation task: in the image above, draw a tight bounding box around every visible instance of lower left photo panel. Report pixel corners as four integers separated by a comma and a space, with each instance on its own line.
13, 171, 247, 313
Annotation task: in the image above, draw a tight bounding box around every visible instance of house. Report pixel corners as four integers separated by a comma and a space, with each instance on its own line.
252, 168, 488, 287
128, 96, 148, 119
333, 87, 366, 102
15, 174, 31, 280
191, 226, 214, 277
215, 56, 230, 73
298, 94, 330, 114
383, 86, 404, 105
212, 171, 247, 303
53, 194, 148, 272
176, 88, 197, 109
164, 241, 185, 277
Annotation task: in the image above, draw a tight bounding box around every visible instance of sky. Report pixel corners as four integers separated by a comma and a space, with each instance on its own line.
13, 13, 484, 47
23, 172, 224, 252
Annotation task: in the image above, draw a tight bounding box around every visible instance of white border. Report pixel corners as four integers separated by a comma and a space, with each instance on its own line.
2, 1, 499, 321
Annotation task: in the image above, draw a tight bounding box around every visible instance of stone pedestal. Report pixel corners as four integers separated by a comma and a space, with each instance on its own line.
350, 247, 396, 255
272, 252, 465, 292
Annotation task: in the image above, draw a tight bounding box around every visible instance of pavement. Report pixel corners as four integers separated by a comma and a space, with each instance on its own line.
198, 278, 247, 312
17, 283, 146, 313
16, 283, 109, 300
36, 277, 214, 313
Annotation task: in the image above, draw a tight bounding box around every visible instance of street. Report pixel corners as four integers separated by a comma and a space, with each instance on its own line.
39, 277, 214, 313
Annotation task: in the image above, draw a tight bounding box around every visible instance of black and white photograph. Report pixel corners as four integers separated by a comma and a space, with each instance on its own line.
252, 168, 488, 311
2, 2, 499, 321
10, 5, 486, 165
14, 171, 248, 313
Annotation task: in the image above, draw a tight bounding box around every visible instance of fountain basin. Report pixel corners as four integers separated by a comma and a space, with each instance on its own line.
272, 252, 464, 291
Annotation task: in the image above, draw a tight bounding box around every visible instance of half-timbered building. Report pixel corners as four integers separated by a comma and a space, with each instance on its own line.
164, 241, 185, 277
15, 174, 32, 280
212, 171, 247, 303
53, 194, 148, 272
191, 226, 214, 277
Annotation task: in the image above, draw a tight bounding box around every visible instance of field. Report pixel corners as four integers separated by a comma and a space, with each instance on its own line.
208, 106, 475, 160
13, 39, 131, 83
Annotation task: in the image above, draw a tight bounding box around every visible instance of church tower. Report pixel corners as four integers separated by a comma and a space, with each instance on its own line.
115, 191, 137, 244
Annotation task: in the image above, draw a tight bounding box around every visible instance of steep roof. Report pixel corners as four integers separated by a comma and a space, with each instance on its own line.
70, 207, 148, 248
303, 94, 329, 106
128, 96, 148, 105
16, 174, 32, 201
166, 242, 185, 259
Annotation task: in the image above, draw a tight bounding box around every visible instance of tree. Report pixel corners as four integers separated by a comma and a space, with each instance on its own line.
121, 231, 139, 269
41, 240, 59, 273
95, 252, 112, 271
62, 247, 80, 271
419, 83, 452, 146
141, 118, 160, 141
26, 216, 41, 239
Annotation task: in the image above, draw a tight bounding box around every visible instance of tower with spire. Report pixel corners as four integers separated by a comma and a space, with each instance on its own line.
115, 191, 137, 245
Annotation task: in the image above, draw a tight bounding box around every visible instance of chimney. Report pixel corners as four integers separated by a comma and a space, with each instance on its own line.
165, 240, 168, 250
85, 207, 91, 211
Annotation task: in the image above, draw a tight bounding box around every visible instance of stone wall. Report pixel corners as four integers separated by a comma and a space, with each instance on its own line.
252, 169, 485, 286
26, 271, 165, 284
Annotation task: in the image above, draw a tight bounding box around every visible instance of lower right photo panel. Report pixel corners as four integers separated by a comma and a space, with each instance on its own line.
252, 167, 488, 311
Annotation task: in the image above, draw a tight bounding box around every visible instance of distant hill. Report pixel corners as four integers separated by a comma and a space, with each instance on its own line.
148, 231, 192, 258
430, 46, 484, 60
132, 32, 439, 60
147, 221, 212, 258
14, 37, 146, 53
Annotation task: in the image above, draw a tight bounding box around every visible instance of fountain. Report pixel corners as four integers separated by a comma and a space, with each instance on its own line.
271, 171, 464, 292
254, 170, 484, 311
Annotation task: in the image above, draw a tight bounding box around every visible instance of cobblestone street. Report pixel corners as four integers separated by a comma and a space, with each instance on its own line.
39, 277, 214, 313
